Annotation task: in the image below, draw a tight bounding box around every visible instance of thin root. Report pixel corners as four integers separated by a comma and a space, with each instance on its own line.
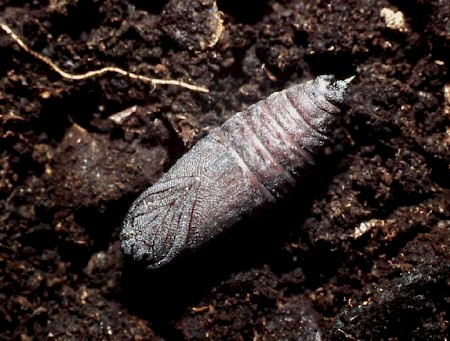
0, 23, 209, 93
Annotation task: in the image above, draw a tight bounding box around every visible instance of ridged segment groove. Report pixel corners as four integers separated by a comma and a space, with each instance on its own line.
247, 101, 313, 179
212, 128, 275, 202
285, 91, 328, 141
220, 111, 295, 198
265, 90, 324, 157
242, 108, 297, 192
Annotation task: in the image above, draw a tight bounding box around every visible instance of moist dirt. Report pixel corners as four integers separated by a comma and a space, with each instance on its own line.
0, 0, 449, 340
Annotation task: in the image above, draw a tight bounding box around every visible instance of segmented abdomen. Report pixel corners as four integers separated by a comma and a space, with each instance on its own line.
121, 75, 351, 268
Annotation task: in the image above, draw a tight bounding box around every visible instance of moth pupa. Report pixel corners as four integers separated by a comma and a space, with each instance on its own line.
121, 75, 353, 268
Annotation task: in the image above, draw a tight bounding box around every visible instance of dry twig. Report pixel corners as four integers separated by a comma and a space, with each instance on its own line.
0, 22, 209, 93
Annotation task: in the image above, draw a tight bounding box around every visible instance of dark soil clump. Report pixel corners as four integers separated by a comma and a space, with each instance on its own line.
1, 0, 449, 339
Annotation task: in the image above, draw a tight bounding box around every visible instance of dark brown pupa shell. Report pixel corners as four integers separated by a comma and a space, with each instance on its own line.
121, 75, 352, 268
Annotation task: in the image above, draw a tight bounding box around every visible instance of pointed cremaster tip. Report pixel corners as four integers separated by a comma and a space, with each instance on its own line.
321, 74, 355, 104
343, 75, 356, 85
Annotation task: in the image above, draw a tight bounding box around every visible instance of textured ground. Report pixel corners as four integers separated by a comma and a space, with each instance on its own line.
0, 0, 449, 340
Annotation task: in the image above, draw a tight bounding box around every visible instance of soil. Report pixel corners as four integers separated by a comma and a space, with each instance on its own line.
1, 0, 449, 340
